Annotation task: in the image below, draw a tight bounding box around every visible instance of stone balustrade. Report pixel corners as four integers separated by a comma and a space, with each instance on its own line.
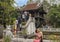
39, 28, 60, 32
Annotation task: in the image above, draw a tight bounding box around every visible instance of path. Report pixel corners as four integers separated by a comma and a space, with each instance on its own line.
11, 38, 58, 42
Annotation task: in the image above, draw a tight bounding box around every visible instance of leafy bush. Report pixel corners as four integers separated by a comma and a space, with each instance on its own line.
4, 36, 11, 42
45, 4, 60, 28
22, 22, 26, 25
48, 35, 56, 40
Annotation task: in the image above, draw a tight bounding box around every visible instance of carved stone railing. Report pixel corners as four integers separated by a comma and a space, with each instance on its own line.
40, 28, 60, 32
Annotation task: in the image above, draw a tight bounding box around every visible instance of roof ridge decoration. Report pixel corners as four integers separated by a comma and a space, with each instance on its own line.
37, 3, 41, 7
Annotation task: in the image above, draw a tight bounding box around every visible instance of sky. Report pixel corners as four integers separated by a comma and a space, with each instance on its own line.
14, 0, 60, 7
14, 0, 28, 7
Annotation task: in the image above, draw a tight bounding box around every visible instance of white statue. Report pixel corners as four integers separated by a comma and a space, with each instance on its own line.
24, 14, 36, 35
5, 26, 13, 38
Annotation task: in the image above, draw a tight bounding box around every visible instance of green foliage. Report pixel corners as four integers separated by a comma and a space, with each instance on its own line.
46, 4, 60, 27
48, 35, 57, 40
22, 22, 26, 25
4, 36, 11, 42
0, 0, 17, 26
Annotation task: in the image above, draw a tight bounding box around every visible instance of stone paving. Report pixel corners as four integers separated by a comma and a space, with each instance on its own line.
0, 38, 59, 42
11, 38, 33, 42
11, 38, 57, 42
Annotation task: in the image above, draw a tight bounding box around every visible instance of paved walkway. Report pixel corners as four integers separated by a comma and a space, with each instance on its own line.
11, 38, 58, 42
11, 38, 33, 42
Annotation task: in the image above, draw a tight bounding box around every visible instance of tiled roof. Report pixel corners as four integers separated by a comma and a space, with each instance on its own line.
23, 3, 41, 10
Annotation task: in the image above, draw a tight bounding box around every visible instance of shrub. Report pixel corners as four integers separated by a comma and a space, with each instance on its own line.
22, 22, 26, 25
4, 36, 11, 42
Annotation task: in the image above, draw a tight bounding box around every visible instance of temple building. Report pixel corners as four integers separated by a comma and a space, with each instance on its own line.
20, 3, 47, 28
